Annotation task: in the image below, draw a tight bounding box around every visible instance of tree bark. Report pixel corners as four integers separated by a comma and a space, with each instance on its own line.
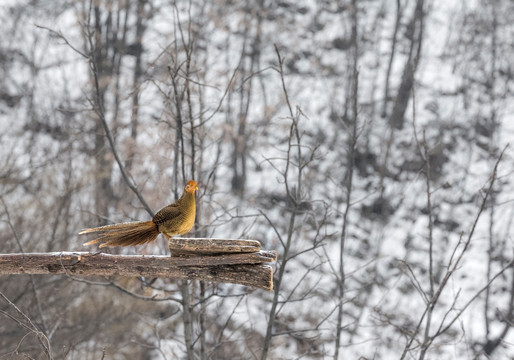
0, 250, 276, 291
168, 237, 261, 255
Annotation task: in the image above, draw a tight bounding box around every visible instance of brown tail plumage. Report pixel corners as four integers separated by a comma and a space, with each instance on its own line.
80, 221, 160, 248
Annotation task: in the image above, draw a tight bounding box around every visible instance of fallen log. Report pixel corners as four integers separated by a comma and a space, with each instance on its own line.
0, 239, 277, 291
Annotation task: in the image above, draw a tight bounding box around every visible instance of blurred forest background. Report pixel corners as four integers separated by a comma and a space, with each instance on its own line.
1, 0, 513, 359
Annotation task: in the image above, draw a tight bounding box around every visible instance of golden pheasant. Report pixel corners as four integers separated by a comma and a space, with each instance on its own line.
80, 180, 198, 247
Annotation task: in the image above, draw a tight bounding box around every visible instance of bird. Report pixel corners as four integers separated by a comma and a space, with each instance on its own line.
80, 180, 198, 248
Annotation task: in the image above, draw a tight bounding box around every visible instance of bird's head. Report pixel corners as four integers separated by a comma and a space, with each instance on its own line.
185, 180, 199, 194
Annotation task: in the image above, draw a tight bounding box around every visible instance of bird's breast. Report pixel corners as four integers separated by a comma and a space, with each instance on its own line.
159, 204, 196, 237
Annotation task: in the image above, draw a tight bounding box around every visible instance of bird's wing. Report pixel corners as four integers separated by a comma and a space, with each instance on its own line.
152, 204, 181, 225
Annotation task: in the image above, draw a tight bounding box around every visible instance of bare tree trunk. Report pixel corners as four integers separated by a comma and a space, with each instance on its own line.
381, 0, 403, 118
388, 0, 424, 130
85, 2, 153, 218
260, 45, 304, 360
180, 280, 195, 360
126, 0, 146, 172
334, 1, 358, 358
231, 2, 263, 195
91, 4, 114, 224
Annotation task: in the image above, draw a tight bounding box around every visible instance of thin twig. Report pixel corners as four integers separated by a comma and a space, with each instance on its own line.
435, 259, 513, 337
34, 25, 88, 58
0, 292, 52, 359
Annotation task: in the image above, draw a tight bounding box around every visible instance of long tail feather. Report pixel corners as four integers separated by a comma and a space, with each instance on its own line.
80, 221, 160, 247
79, 221, 144, 235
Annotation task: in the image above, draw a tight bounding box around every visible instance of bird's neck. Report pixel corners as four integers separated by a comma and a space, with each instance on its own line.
179, 191, 196, 207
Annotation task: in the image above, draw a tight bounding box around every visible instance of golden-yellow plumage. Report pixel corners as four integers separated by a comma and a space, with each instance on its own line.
80, 180, 198, 248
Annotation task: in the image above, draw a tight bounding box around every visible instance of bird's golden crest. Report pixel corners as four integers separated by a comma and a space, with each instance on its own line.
185, 180, 199, 194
